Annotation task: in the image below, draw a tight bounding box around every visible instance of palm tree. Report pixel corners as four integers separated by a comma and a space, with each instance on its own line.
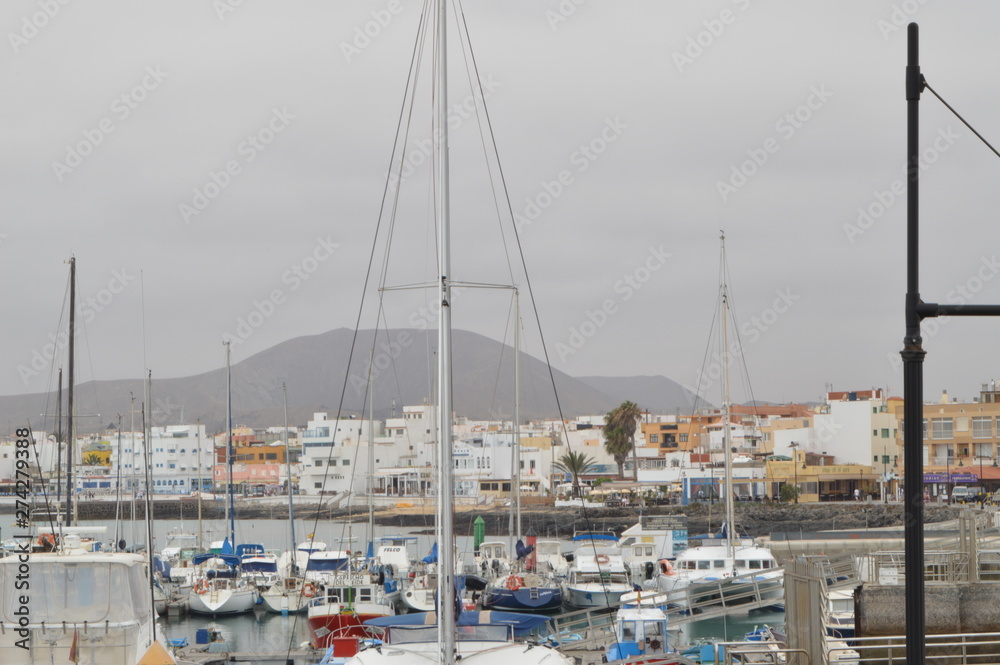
605, 401, 642, 480
616, 401, 642, 481
603, 414, 630, 479
553, 450, 597, 498
82, 452, 104, 466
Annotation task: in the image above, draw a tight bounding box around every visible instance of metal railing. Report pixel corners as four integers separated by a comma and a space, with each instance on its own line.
836, 631, 1000, 663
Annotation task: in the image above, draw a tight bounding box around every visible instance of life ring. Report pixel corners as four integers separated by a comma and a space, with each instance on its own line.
195, 580, 209, 595
37, 533, 56, 549
595, 554, 610, 565
302, 583, 316, 598
505, 575, 524, 591
658, 559, 676, 576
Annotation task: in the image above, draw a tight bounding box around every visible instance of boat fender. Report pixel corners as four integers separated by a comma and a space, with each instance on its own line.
645, 561, 655, 580
595, 554, 610, 565
659, 559, 676, 576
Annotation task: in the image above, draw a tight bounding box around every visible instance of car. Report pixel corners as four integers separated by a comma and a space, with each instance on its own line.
951, 486, 986, 504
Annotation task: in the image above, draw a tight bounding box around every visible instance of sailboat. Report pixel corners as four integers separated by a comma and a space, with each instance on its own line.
626, 234, 782, 611
187, 342, 256, 616
262, 383, 313, 615
345, 2, 572, 664
0, 257, 175, 665
481, 293, 563, 613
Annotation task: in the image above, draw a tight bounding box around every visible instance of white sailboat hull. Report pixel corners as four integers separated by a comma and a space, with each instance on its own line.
188, 586, 256, 615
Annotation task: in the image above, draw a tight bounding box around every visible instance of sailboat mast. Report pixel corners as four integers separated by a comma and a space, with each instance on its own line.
367, 364, 375, 557
433, 0, 456, 658
283, 384, 296, 570
55, 368, 62, 523
513, 289, 522, 544
720, 234, 735, 560
197, 418, 204, 552
226, 341, 235, 549
66, 256, 75, 527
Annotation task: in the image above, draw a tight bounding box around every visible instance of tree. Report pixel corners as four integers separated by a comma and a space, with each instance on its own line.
82, 453, 105, 466
605, 401, 642, 480
780, 483, 800, 503
552, 450, 597, 498
603, 417, 630, 479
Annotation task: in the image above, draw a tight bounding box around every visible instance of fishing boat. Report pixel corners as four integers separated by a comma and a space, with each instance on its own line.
605, 605, 677, 664
562, 533, 634, 610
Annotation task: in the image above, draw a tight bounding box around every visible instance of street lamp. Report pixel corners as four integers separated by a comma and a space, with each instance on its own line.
789, 442, 799, 503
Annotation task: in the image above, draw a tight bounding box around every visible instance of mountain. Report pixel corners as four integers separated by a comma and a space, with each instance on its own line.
576, 375, 706, 414
1, 329, 702, 434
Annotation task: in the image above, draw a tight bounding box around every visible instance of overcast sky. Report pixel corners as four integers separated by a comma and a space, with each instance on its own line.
3, 1, 1000, 410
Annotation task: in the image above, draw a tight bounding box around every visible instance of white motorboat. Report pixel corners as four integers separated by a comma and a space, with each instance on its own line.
563, 535, 634, 610
0, 550, 173, 665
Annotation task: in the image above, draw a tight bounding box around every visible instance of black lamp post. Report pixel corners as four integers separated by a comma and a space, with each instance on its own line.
791, 442, 799, 504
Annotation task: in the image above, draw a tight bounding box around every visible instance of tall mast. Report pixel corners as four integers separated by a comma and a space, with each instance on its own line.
433, 0, 456, 659
129, 393, 137, 545
283, 384, 296, 571
720, 233, 735, 560
55, 368, 62, 523
197, 418, 204, 552
513, 289, 522, 544
225, 341, 235, 549
367, 362, 375, 558
66, 256, 75, 527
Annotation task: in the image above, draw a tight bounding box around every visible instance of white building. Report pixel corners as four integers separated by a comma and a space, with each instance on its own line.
109, 424, 214, 494
299, 412, 384, 496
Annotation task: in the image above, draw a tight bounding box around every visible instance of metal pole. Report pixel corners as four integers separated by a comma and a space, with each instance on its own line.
66, 256, 75, 527
901, 22, 927, 665
433, 0, 456, 658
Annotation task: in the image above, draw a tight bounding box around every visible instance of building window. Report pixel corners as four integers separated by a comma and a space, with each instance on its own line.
931, 418, 953, 440
314, 460, 323, 467
881, 429, 890, 438
680, 434, 688, 443
973, 417, 993, 439
343, 459, 350, 466
314, 482, 322, 488
649, 434, 659, 444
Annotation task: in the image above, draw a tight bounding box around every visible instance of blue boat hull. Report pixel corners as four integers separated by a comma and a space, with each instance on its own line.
482, 585, 563, 612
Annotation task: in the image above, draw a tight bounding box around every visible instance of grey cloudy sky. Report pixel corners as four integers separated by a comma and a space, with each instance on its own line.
3, 0, 1000, 409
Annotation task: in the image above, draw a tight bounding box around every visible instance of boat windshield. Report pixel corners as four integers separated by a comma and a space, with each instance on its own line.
2, 559, 149, 624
